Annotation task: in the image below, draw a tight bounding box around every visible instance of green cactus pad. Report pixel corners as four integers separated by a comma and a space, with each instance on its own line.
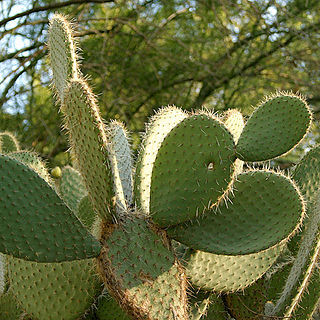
185, 243, 283, 292
134, 106, 188, 214
168, 170, 304, 255
8, 151, 52, 184
8, 257, 101, 320
98, 217, 188, 320
0, 132, 19, 153
223, 109, 245, 144
150, 113, 236, 227
0, 154, 101, 262
236, 93, 311, 161
95, 292, 131, 320
60, 166, 87, 212
63, 79, 114, 221
48, 14, 79, 101
108, 121, 133, 213
77, 195, 96, 230
292, 145, 320, 203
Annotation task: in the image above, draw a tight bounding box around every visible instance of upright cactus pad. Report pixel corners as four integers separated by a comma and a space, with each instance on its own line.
63, 79, 114, 221
189, 292, 227, 320
108, 121, 133, 213
223, 109, 245, 144
48, 14, 79, 101
292, 145, 320, 203
77, 195, 97, 230
59, 166, 87, 211
236, 93, 311, 161
95, 293, 131, 320
150, 113, 236, 227
134, 106, 188, 214
225, 279, 267, 320
0, 291, 24, 320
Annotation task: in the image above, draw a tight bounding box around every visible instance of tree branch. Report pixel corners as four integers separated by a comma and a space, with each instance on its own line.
0, 0, 114, 28
192, 19, 320, 108
0, 43, 42, 63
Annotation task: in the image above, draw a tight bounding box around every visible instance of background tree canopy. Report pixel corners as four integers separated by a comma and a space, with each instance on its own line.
0, 0, 319, 167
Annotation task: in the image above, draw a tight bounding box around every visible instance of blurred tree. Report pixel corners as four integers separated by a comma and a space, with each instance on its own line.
0, 0, 319, 166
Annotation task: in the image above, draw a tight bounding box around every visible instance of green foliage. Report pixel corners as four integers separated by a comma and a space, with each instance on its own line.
0, 13, 320, 320
2, 1, 320, 165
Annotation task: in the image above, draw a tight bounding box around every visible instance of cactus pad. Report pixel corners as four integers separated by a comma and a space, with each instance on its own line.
0, 291, 24, 320
60, 166, 87, 211
236, 93, 311, 161
223, 109, 245, 144
8, 151, 52, 184
267, 146, 320, 318
270, 191, 320, 318
8, 257, 101, 320
134, 106, 188, 214
0, 154, 101, 262
223, 110, 245, 176
292, 145, 320, 203
77, 195, 96, 230
185, 243, 284, 292
108, 121, 133, 212
150, 113, 236, 227
63, 79, 114, 221
168, 170, 304, 255
98, 217, 188, 320
48, 14, 79, 101
0, 132, 19, 153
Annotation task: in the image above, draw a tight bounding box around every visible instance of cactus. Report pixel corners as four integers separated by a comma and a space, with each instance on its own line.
0, 14, 319, 320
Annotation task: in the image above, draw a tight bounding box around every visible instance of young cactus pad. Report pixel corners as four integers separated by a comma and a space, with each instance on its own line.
48, 14, 79, 101
236, 93, 311, 162
62, 79, 114, 221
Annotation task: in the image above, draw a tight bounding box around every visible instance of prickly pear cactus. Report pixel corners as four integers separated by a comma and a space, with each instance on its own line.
0, 13, 318, 320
